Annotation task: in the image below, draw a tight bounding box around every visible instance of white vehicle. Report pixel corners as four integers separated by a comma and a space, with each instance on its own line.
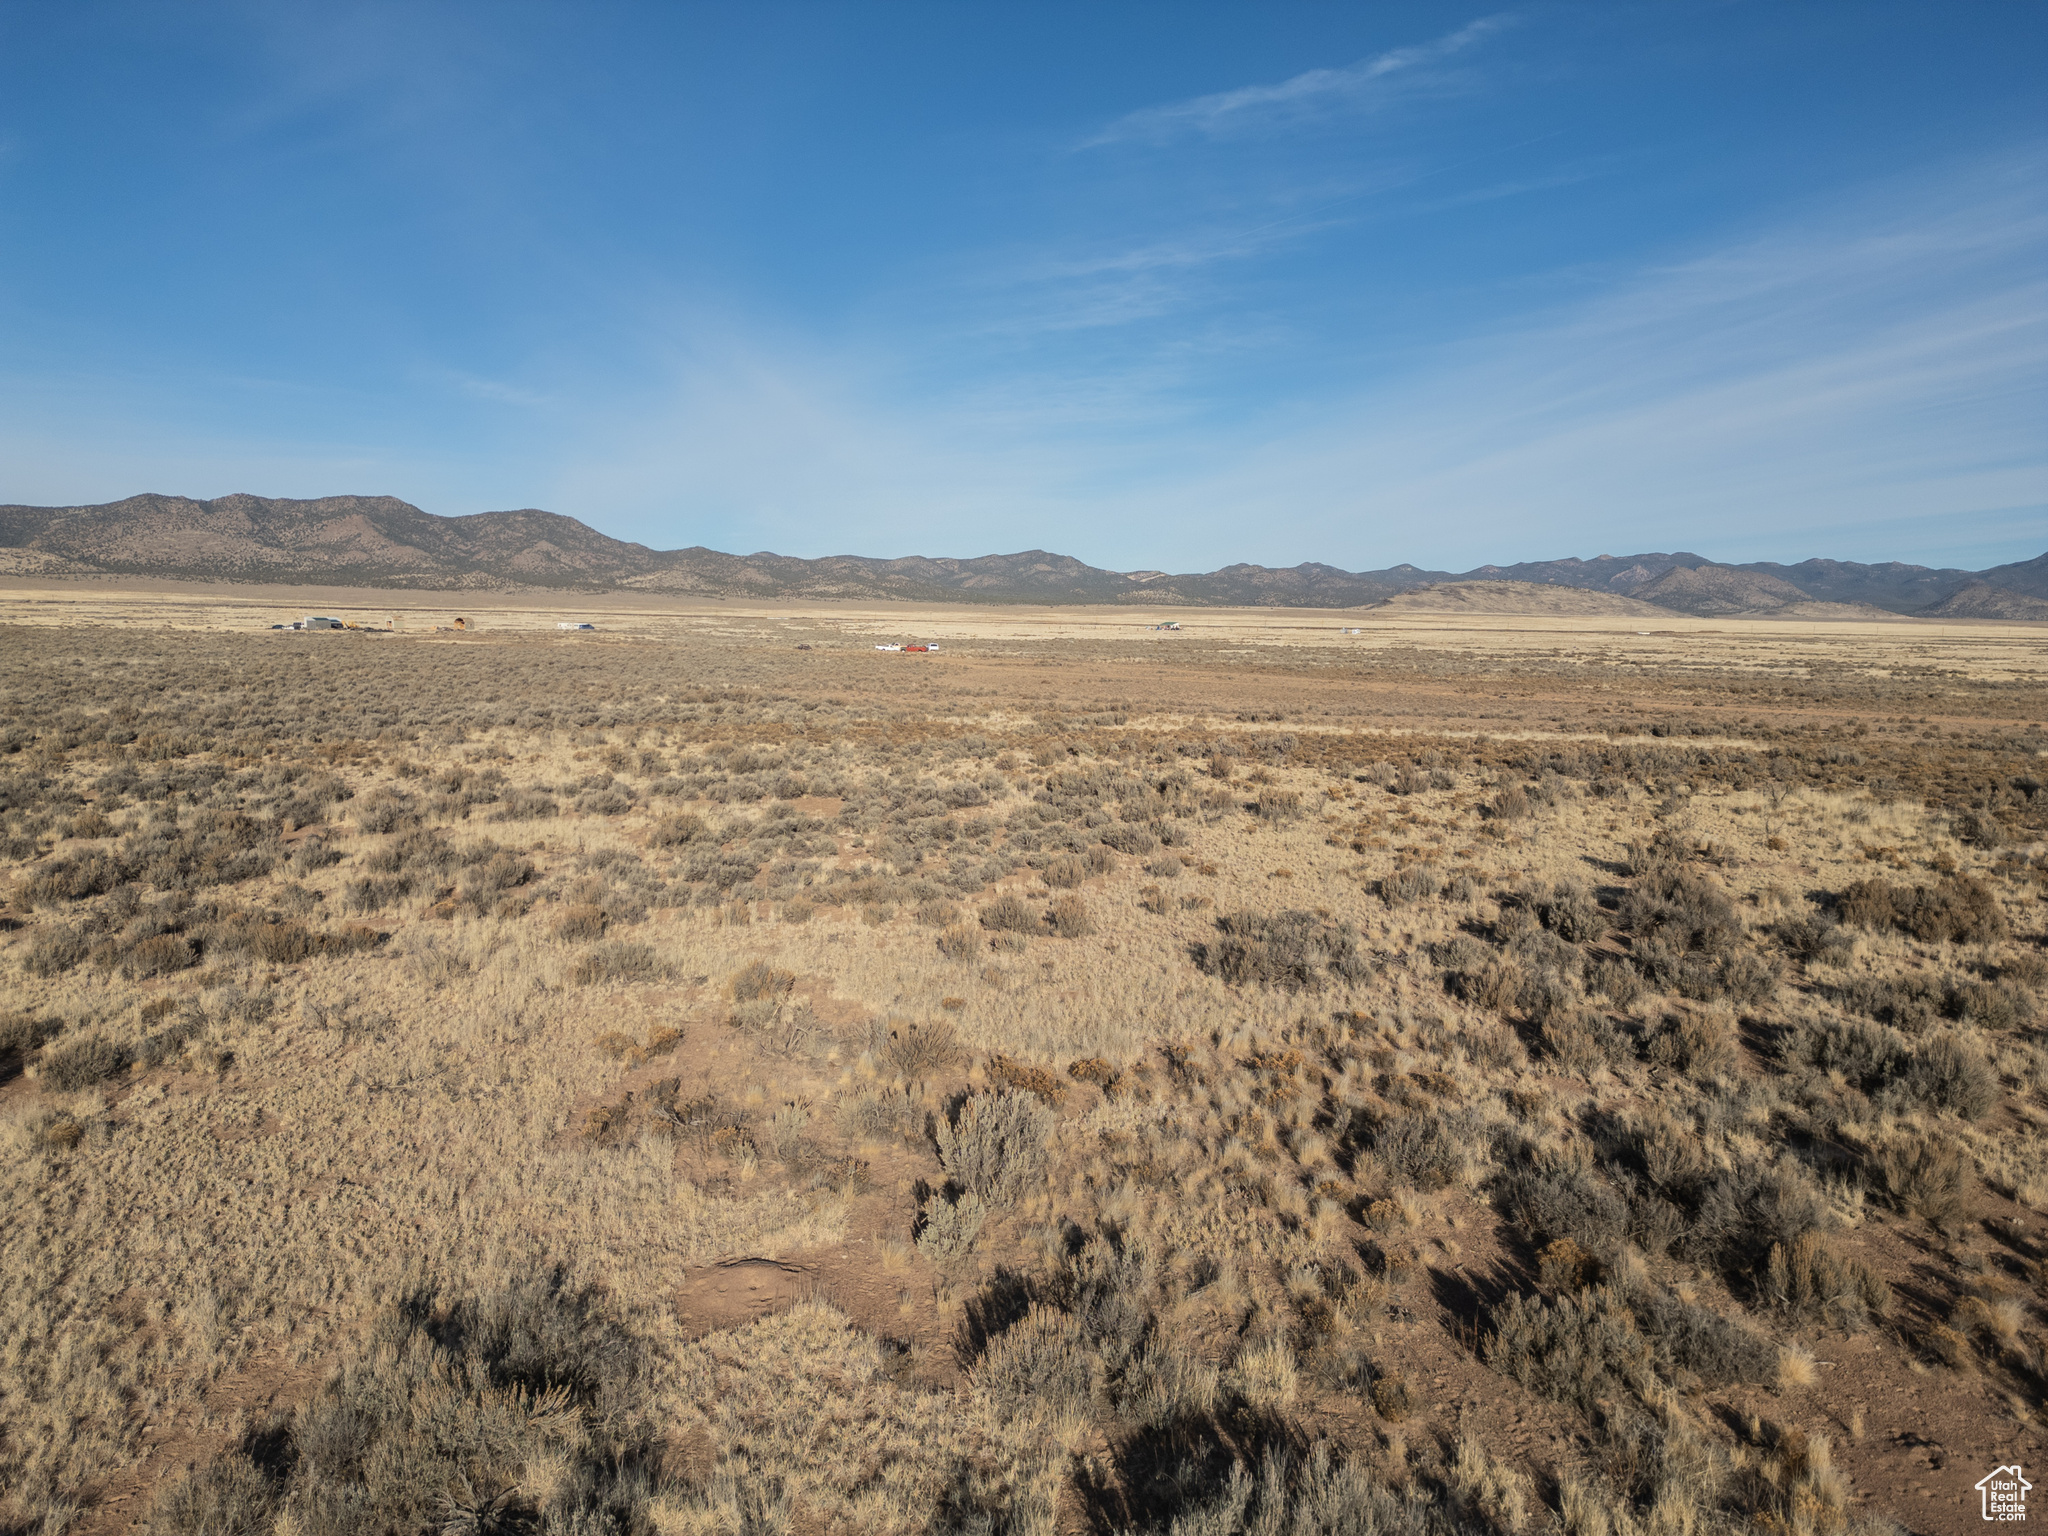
875, 643, 902, 651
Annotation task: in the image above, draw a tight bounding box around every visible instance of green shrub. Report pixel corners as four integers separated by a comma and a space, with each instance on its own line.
936, 1090, 1054, 1205
122, 933, 197, 979
1880, 1135, 1969, 1228
1775, 911, 1850, 962
1043, 854, 1087, 889
1497, 1160, 1632, 1258
970, 1303, 1098, 1421
980, 892, 1038, 933
1589, 956, 1643, 1007
650, 812, 707, 846
1646, 1011, 1738, 1076
1541, 1008, 1631, 1074
1378, 866, 1442, 906
341, 875, 409, 914
1838, 875, 2007, 945
1794, 1016, 1908, 1092
1486, 1286, 1649, 1409
24, 925, 90, 977
146, 1273, 652, 1536
553, 903, 608, 942
1538, 880, 1608, 942
1099, 823, 1158, 855
41, 1034, 132, 1090
883, 1020, 960, 1079
1896, 1034, 1999, 1117
730, 960, 796, 1002
21, 851, 121, 904
145, 1453, 272, 1536
1683, 1162, 1829, 1283
1618, 864, 1742, 956
1486, 1280, 1773, 1409
0, 1011, 61, 1062
353, 791, 419, 836
1367, 1113, 1472, 1191
1762, 1233, 1889, 1331
1046, 894, 1094, 938
915, 1188, 988, 1261
571, 942, 657, 987
1193, 910, 1368, 991
1490, 785, 1531, 820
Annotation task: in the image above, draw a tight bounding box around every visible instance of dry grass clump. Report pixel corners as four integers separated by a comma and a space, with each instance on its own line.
883, 1018, 962, 1080
1878, 1134, 1970, 1229
1762, 1233, 1889, 1330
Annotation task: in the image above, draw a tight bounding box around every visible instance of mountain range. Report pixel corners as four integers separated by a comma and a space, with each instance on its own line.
1, 492, 2044, 618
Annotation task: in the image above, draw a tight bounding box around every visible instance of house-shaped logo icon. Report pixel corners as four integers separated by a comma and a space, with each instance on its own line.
1978, 1464, 2030, 1522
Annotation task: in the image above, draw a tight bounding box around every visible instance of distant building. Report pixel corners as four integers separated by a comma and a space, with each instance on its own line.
302, 615, 343, 630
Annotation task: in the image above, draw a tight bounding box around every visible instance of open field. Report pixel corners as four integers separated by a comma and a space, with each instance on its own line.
1, 584, 2044, 1534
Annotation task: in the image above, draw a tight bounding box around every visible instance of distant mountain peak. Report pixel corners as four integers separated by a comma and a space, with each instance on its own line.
0, 492, 2040, 616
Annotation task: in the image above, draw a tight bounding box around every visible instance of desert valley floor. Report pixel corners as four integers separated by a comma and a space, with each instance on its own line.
1, 583, 2044, 1535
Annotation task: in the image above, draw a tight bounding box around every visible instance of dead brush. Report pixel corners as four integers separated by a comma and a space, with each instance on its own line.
730, 960, 796, 1004
1067, 1056, 1123, 1093
571, 941, 657, 987
552, 902, 608, 942
1646, 1009, 1738, 1077
1369, 1369, 1413, 1422
1761, 1233, 1888, 1330
884, 1019, 961, 1080
986, 1054, 1068, 1106
1951, 1287, 2029, 1364
1536, 1237, 1600, 1294
0, 1011, 63, 1075
1045, 893, 1094, 938
39, 1033, 133, 1091
1042, 854, 1087, 890
1739, 1423, 1850, 1536
979, 892, 1038, 934
1878, 1133, 1969, 1230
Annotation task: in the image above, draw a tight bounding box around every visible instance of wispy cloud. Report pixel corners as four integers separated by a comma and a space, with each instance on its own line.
1116, 152, 2048, 568
1084, 16, 1511, 147
492, 148, 2048, 572
439, 370, 553, 409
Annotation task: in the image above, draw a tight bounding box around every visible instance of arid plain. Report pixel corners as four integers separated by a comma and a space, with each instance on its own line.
2, 582, 2045, 1535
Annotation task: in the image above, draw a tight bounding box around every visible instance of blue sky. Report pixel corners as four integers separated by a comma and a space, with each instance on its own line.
1, 3, 2043, 571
